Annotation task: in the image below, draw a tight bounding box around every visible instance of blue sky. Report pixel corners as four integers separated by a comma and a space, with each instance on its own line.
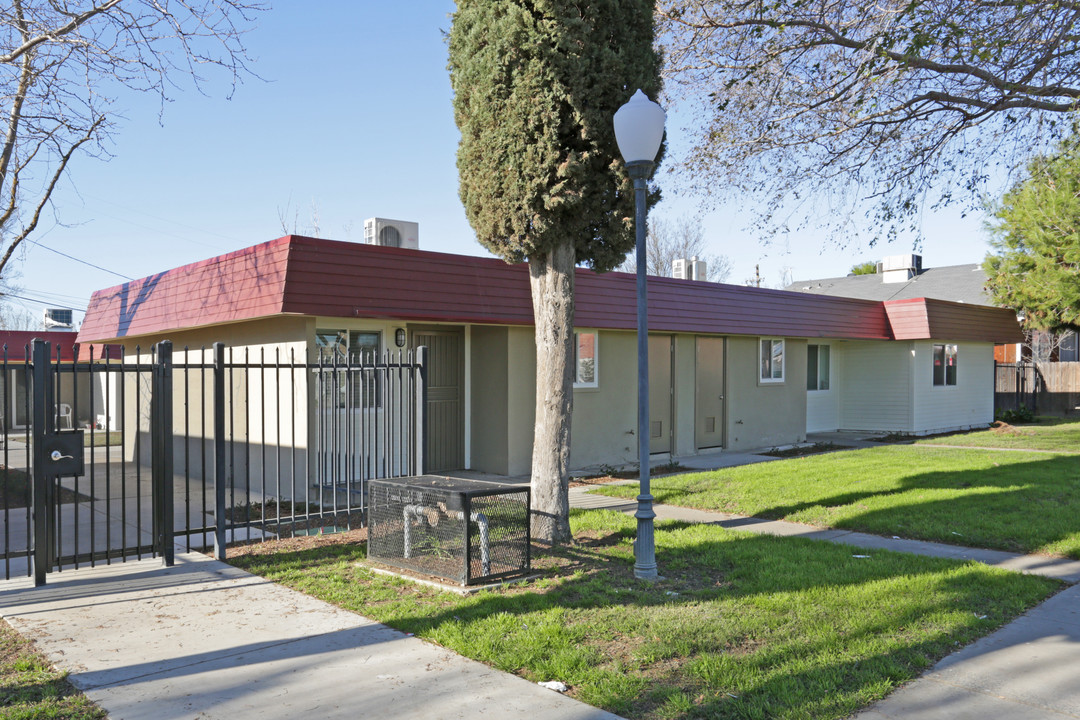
11, 2, 998, 325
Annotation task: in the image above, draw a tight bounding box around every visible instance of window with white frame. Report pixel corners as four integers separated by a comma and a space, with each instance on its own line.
574, 331, 598, 388
315, 329, 382, 407
932, 343, 958, 386
759, 338, 785, 383
807, 344, 830, 391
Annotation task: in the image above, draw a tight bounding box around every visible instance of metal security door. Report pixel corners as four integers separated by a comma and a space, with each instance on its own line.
411, 328, 464, 472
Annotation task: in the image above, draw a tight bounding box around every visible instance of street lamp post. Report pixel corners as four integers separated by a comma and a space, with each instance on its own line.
614, 89, 665, 581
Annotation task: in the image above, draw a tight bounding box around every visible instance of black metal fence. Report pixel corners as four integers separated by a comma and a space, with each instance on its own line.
0, 339, 427, 585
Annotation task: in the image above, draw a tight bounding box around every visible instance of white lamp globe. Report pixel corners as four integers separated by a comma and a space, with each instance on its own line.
613, 89, 666, 164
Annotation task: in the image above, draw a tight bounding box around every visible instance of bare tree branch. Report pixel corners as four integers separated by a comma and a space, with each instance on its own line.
659, 0, 1080, 244
0, 0, 262, 289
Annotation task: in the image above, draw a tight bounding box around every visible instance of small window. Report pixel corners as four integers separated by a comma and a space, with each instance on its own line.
807, 344, 830, 391
574, 331, 598, 388
315, 329, 382, 407
933, 343, 958, 386
760, 338, 784, 383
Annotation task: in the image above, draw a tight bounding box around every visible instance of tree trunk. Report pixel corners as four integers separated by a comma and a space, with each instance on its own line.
528, 239, 576, 545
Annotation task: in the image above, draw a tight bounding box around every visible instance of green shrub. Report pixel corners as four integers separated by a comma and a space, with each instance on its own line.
997, 405, 1035, 424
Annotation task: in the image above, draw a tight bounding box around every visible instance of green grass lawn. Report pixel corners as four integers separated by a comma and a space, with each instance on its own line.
916, 416, 1080, 452
0, 620, 105, 719
594, 445, 1080, 557
230, 510, 1058, 720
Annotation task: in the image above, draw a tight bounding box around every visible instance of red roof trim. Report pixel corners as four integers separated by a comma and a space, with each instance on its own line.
884, 298, 1024, 343
77, 236, 1016, 345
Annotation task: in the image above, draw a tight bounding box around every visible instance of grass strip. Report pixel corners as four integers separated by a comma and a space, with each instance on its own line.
230, 509, 1059, 720
594, 445, 1080, 558
0, 620, 105, 719
916, 417, 1080, 453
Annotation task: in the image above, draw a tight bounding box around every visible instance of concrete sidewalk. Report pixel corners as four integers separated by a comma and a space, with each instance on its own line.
0, 552, 620, 720
572, 487, 1080, 718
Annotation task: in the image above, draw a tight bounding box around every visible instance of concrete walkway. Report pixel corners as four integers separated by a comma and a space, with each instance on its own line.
0, 552, 620, 720
571, 487, 1080, 718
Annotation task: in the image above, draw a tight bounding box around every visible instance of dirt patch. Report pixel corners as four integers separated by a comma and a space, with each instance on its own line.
761, 442, 850, 458
990, 421, 1034, 436
226, 527, 368, 558
569, 463, 686, 488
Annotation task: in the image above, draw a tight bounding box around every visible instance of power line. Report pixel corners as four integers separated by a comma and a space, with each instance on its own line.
27, 239, 133, 280
1, 292, 85, 312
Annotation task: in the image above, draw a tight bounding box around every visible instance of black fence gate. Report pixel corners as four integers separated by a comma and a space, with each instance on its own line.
0, 339, 427, 585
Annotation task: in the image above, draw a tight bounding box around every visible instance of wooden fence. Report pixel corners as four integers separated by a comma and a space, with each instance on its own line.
995, 362, 1080, 416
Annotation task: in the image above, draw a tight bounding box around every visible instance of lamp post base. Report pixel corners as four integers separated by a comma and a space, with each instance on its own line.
633, 493, 662, 581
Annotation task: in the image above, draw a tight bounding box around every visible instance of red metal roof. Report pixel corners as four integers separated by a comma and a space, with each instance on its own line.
77, 236, 1016, 344
78, 238, 291, 342
884, 298, 1024, 343
0, 331, 81, 361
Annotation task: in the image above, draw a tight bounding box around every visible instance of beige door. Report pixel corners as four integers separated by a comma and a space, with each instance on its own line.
649, 335, 673, 454
411, 326, 465, 472
695, 337, 725, 449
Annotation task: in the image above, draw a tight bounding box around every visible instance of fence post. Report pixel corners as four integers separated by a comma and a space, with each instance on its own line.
31, 340, 53, 586
152, 341, 175, 567
414, 345, 427, 477
213, 342, 227, 560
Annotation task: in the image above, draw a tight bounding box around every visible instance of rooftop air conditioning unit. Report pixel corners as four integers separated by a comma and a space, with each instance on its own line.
43, 308, 74, 331
672, 257, 707, 281
363, 218, 419, 250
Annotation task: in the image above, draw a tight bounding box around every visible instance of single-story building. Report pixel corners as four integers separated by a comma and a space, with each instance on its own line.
76, 235, 1023, 477
0, 330, 112, 432
787, 252, 1079, 364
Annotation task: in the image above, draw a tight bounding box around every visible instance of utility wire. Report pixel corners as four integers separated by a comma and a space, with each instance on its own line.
27, 239, 133, 281
1, 291, 85, 312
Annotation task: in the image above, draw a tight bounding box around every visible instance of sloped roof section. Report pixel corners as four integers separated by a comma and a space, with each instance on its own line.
79, 236, 896, 343
789, 264, 991, 305
79, 238, 292, 341
885, 298, 1025, 343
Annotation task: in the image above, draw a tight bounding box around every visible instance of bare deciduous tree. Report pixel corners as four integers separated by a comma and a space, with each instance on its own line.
0, 0, 262, 282
620, 215, 732, 282
659, 1, 1080, 245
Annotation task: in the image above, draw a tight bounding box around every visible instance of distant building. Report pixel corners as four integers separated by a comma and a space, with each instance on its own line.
787, 254, 1077, 364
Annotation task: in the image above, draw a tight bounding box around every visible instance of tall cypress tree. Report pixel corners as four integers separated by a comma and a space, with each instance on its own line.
448, 0, 661, 544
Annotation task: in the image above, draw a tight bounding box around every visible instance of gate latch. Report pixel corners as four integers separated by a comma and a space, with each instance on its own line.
43, 431, 84, 477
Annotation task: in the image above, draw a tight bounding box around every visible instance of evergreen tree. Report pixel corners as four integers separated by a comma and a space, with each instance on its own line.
448, 0, 661, 544
984, 134, 1080, 332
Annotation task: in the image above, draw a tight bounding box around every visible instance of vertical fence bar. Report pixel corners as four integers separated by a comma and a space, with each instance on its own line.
87, 345, 96, 567
200, 346, 208, 550
183, 347, 191, 553
21, 349, 30, 576
213, 342, 227, 560
415, 346, 427, 477
1, 346, 8, 579
105, 347, 113, 564
31, 340, 52, 586
153, 341, 174, 567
